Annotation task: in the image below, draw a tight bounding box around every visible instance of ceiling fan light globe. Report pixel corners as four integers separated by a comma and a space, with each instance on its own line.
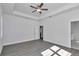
37, 9, 41, 12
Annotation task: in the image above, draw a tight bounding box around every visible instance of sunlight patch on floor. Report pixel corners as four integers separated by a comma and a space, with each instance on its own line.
41, 49, 54, 56
41, 45, 71, 56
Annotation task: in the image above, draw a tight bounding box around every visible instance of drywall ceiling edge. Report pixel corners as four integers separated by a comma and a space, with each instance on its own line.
13, 11, 39, 20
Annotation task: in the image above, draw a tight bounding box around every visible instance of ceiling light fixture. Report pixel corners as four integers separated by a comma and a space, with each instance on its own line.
30, 3, 48, 14
37, 9, 41, 12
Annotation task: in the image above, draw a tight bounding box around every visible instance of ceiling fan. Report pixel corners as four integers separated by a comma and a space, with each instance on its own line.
30, 3, 48, 14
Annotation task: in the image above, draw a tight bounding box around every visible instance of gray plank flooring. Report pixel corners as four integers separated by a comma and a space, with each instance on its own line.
1, 39, 79, 56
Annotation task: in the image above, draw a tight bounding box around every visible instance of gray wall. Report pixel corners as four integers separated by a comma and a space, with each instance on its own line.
3, 14, 39, 45
41, 6, 79, 48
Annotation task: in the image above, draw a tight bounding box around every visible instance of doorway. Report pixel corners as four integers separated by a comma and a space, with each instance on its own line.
40, 26, 43, 40
71, 21, 79, 50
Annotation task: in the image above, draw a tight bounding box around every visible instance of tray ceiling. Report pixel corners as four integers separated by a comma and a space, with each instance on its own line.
2, 3, 79, 20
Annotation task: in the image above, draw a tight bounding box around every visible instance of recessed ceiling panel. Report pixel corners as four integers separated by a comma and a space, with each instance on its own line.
15, 3, 69, 17
2, 3, 79, 20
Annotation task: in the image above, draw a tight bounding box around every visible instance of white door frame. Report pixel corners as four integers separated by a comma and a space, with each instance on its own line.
0, 16, 3, 54
69, 19, 79, 48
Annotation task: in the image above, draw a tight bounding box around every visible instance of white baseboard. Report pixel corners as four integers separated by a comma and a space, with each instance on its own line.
3, 38, 38, 46
44, 39, 71, 48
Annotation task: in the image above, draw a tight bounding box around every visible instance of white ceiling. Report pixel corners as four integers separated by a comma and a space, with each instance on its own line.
2, 3, 79, 20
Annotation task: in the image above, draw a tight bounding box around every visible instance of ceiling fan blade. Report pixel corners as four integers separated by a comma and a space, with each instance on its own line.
30, 5, 37, 9
39, 3, 43, 8
32, 10, 37, 13
39, 11, 42, 14
41, 9, 48, 10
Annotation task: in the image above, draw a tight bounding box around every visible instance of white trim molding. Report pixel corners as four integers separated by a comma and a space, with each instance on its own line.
3, 38, 38, 46
13, 11, 38, 20
69, 18, 79, 48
